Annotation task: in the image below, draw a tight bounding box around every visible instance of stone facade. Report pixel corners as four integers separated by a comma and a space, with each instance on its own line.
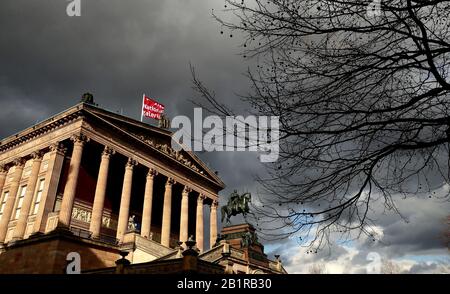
0, 100, 285, 274
0, 101, 224, 272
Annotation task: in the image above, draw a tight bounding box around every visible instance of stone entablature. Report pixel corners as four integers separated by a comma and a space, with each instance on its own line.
0, 109, 83, 153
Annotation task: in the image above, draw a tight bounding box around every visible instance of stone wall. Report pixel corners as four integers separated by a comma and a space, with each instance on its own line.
0, 230, 119, 274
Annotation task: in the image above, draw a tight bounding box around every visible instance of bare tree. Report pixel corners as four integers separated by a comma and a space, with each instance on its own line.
192, 0, 450, 247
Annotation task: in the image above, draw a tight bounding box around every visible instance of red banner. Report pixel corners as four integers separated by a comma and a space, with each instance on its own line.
142, 95, 164, 120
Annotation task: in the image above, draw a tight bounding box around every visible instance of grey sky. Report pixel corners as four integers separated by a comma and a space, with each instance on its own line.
0, 0, 448, 273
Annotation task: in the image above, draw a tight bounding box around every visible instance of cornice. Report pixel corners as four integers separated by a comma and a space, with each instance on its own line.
0, 108, 84, 153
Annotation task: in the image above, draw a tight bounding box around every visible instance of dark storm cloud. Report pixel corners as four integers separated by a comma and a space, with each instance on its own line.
274, 190, 450, 273
0, 0, 257, 191
0, 0, 263, 252
0, 0, 248, 134
364, 194, 450, 257
1, 1, 449, 272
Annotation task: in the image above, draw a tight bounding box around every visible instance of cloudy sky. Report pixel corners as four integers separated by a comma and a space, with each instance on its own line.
0, 0, 448, 273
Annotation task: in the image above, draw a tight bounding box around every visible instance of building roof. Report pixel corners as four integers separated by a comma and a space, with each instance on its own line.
0, 101, 225, 191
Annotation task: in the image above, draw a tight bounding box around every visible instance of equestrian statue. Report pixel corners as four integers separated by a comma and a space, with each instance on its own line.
221, 190, 252, 224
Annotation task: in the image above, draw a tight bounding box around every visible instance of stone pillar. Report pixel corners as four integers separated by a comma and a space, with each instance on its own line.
0, 166, 7, 240
116, 158, 136, 242
0, 165, 8, 195
161, 177, 174, 247
196, 194, 205, 253
13, 151, 43, 240
33, 143, 66, 233
0, 158, 26, 243
141, 168, 157, 239
210, 200, 218, 249
58, 134, 88, 227
179, 186, 191, 244
89, 146, 114, 239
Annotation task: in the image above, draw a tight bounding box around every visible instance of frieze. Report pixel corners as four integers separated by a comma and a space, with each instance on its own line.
102, 215, 118, 229
137, 135, 202, 173
72, 206, 92, 223
71, 206, 117, 229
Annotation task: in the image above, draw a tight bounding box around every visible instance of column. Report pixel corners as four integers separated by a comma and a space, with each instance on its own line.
179, 186, 191, 244
33, 143, 66, 233
0, 165, 7, 237
141, 168, 157, 239
161, 177, 174, 247
210, 200, 218, 248
0, 158, 26, 243
0, 165, 8, 194
89, 146, 114, 238
58, 134, 88, 227
116, 158, 136, 242
13, 151, 43, 240
196, 194, 205, 253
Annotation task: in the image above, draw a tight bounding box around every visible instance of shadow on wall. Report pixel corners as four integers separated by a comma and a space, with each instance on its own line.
0, 230, 119, 274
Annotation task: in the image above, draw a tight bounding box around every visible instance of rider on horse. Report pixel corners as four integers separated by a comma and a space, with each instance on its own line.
221, 190, 252, 224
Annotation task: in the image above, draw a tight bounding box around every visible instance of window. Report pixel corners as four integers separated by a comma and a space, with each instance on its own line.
14, 185, 27, 220
0, 191, 9, 221
32, 179, 45, 215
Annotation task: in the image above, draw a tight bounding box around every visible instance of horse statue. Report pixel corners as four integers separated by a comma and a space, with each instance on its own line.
221, 190, 252, 224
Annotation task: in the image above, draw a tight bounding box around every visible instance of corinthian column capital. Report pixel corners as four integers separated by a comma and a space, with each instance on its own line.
166, 177, 175, 186
30, 150, 44, 160
126, 158, 138, 168
183, 186, 192, 194
70, 134, 89, 145
102, 146, 115, 157
198, 194, 206, 203
49, 142, 67, 154
13, 158, 26, 167
147, 168, 158, 178
0, 164, 9, 174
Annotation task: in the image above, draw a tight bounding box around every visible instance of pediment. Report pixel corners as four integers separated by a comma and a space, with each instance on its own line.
83, 104, 225, 189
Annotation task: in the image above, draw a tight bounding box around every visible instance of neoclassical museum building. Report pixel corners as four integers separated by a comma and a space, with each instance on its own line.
0, 97, 286, 274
